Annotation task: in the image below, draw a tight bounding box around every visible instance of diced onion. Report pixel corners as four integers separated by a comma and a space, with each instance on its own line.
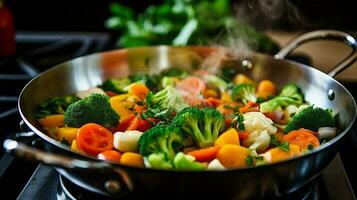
273, 110, 284, 120
317, 127, 337, 140
207, 159, 225, 170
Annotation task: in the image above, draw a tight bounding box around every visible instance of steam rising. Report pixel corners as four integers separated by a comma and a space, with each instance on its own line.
235, 0, 307, 30
200, 0, 306, 74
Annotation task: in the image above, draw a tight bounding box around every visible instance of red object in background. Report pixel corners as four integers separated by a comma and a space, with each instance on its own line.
0, 0, 16, 57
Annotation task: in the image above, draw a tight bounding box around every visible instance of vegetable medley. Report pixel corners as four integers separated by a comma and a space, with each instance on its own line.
36, 67, 337, 170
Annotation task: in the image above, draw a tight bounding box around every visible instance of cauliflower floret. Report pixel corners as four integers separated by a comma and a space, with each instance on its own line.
242, 112, 277, 152
243, 130, 271, 152
243, 112, 277, 134
113, 130, 143, 152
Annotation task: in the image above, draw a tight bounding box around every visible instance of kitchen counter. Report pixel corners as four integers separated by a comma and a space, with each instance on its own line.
267, 31, 357, 81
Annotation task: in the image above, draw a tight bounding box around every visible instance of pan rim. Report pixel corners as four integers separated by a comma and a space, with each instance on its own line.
17, 45, 357, 173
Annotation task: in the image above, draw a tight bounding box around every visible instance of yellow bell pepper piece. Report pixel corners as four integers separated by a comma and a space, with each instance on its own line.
58, 127, 78, 145
216, 144, 249, 169
233, 74, 255, 85
38, 114, 64, 128
120, 152, 144, 167
110, 94, 139, 122
263, 144, 301, 163
215, 128, 240, 146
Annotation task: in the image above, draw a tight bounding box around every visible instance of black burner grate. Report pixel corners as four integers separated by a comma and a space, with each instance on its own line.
0, 31, 110, 199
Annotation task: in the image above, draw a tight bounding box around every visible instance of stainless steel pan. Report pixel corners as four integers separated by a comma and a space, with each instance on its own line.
4, 30, 357, 199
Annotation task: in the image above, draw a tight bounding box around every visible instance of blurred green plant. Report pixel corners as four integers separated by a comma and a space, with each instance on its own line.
105, 0, 279, 53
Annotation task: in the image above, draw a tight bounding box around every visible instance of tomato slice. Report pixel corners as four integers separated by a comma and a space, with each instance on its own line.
105, 90, 118, 97
98, 150, 122, 163
77, 123, 114, 156
137, 119, 152, 132
283, 128, 320, 150
116, 114, 136, 132
126, 117, 141, 131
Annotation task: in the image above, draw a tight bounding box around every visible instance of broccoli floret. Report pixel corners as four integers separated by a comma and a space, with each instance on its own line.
173, 106, 225, 148
203, 74, 228, 92
173, 152, 206, 171
147, 153, 174, 170
36, 95, 80, 119
260, 84, 304, 113
231, 84, 257, 104
279, 84, 304, 102
161, 77, 179, 88
64, 93, 119, 129
138, 125, 184, 160
147, 86, 188, 112
101, 78, 131, 94
284, 106, 335, 133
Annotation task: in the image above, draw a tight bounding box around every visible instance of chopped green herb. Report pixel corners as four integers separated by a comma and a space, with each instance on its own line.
255, 156, 264, 161
231, 112, 245, 131
270, 135, 281, 147
60, 139, 69, 146
256, 97, 267, 103
141, 107, 175, 125
245, 155, 254, 167
279, 141, 290, 152
307, 144, 314, 151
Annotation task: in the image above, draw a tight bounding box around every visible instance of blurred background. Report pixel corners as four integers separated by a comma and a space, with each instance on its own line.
5, 0, 357, 32
3, 0, 357, 80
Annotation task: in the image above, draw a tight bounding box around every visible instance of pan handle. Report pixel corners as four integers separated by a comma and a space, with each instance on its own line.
274, 30, 357, 77
3, 139, 134, 193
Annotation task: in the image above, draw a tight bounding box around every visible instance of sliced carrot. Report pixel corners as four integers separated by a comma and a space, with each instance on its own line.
203, 89, 218, 99
183, 146, 199, 154
38, 114, 65, 128
128, 83, 150, 100
256, 80, 276, 99
239, 101, 260, 113
206, 97, 221, 107
283, 128, 320, 150
215, 128, 240, 146
217, 102, 238, 116
188, 146, 221, 162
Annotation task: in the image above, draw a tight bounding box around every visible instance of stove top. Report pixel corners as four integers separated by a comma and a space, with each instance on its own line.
14, 155, 354, 200
0, 31, 356, 200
